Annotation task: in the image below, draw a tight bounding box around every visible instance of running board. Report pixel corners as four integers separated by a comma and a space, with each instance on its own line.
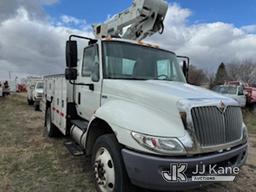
64, 140, 85, 156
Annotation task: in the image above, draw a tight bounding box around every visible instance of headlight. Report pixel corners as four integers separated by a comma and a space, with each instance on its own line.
131, 132, 186, 155
242, 123, 248, 143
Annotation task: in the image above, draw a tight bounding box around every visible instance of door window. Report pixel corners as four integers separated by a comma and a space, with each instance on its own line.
82, 46, 99, 78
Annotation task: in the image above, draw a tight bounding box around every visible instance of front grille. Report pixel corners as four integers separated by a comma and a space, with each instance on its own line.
191, 106, 242, 147
37, 93, 43, 97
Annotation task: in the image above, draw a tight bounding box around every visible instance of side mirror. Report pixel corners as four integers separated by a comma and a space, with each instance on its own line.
182, 60, 189, 80
177, 56, 190, 82
91, 62, 100, 82
66, 40, 78, 68
65, 68, 77, 80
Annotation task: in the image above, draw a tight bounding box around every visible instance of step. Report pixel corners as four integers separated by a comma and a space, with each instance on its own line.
64, 140, 85, 156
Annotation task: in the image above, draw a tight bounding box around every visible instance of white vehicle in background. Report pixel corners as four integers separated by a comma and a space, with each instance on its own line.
212, 85, 246, 107
26, 76, 43, 106
27, 84, 35, 105
42, 0, 248, 191
0, 86, 3, 97
33, 81, 44, 111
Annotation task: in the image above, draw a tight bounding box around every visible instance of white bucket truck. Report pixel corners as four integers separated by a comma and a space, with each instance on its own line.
43, 0, 248, 191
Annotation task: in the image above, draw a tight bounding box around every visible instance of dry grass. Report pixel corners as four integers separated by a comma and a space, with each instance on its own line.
0, 94, 95, 192
0, 94, 255, 192
243, 109, 256, 135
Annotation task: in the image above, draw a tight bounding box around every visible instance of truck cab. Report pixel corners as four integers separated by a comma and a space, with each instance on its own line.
44, 37, 248, 192
26, 77, 43, 106
33, 81, 44, 111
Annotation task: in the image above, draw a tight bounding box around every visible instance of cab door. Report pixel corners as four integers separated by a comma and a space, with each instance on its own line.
76, 44, 102, 121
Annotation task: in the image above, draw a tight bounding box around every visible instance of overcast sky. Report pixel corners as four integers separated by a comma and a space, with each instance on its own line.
0, 0, 256, 80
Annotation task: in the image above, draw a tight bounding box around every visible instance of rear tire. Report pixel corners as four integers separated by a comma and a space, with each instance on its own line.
34, 104, 40, 111
45, 107, 59, 137
27, 98, 34, 105
92, 134, 134, 192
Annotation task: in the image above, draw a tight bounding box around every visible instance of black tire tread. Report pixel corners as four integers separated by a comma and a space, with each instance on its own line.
92, 134, 135, 192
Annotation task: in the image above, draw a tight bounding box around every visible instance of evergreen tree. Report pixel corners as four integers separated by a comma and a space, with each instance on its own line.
213, 62, 230, 85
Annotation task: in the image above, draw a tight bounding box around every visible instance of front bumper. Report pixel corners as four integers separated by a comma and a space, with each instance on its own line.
33, 97, 42, 103
122, 144, 247, 191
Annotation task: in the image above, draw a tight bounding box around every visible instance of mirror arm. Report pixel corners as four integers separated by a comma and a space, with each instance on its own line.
69, 35, 97, 45
69, 80, 94, 91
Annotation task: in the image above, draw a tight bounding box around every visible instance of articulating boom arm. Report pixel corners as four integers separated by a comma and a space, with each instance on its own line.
93, 0, 168, 41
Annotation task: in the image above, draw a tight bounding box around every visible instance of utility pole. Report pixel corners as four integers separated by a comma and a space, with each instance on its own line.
9, 71, 12, 80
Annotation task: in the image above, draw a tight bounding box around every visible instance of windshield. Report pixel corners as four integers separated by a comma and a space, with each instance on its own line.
215, 86, 237, 95
36, 82, 44, 89
103, 41, 186, 82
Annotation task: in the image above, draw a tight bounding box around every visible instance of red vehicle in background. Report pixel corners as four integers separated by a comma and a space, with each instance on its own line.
227, 81, 256, 110
16, 84, 27, 93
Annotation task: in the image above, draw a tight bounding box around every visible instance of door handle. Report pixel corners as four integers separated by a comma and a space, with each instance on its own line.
75, 83, 94, 91
78, 92, 81, 105
86, 83, 94, 91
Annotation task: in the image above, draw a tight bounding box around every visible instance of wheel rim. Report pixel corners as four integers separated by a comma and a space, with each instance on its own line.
94, 147, 115, 192
46, 109, 51, 133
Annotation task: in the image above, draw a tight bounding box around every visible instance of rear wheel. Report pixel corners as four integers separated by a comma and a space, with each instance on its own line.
27, 98, 34, 105
34, 103, 40, 111
92, 134, 134, 192
45, 107, 59, 137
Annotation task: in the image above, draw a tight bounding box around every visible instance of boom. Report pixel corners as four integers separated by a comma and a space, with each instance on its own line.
93, 0, 168, 41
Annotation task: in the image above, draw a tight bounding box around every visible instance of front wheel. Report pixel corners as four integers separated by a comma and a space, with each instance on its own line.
92, 134, 134, 192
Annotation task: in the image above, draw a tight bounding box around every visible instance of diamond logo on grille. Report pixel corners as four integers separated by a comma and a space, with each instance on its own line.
218, 100, 226, 113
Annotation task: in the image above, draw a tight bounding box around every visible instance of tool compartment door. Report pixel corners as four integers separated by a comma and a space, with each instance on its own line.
51, 76, 68, 135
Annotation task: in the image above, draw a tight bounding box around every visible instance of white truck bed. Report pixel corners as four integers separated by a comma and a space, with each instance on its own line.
43, 74, 74, 135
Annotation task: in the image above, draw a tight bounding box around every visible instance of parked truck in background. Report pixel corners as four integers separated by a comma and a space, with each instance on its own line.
26, 76, 42, 105
227, 81, 256, 111
212, 85, 246, 107
33, 81, 44, 111
43, 0, 248, 191
0, 85, 3, 97
0, 81, 10, 97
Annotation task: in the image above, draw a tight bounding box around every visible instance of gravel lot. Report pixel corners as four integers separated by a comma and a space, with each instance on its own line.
0, 94, 255, 192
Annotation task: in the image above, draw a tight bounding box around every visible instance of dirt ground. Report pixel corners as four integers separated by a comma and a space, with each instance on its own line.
0, 94, 255, 192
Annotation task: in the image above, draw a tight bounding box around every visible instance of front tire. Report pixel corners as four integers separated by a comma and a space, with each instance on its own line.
45, 107, 59, 137
92, 134, 134, 192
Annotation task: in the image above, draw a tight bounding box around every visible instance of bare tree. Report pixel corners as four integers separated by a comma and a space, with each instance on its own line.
227, 60, 256, 85
188, 65, 209, 86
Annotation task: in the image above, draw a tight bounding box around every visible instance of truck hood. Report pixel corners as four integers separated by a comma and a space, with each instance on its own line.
104, 80, 233, 103
102, 80, 237, 137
